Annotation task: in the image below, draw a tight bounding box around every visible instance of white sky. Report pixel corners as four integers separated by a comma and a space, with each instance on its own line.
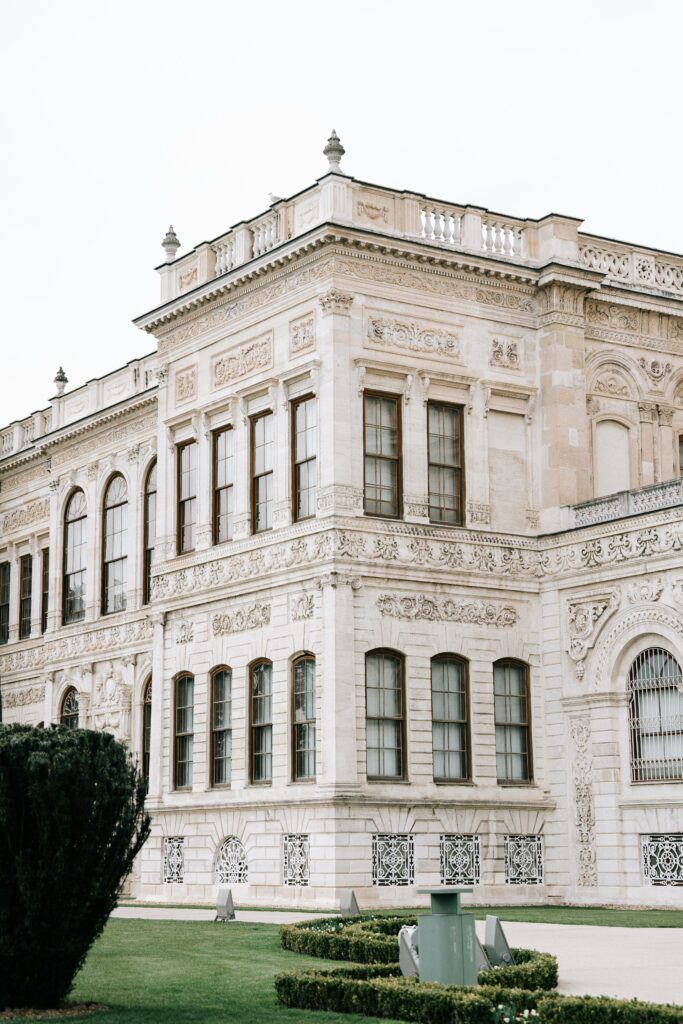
0, 0, 681, 427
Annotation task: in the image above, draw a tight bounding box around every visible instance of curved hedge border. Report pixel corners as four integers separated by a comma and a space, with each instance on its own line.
277, 916, 683, 1023
275, 963, 683, 1024
280, 916, 557, 990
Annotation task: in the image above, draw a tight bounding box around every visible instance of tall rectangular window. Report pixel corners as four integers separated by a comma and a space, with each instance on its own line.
292, 397, 317, 521
432, 656, 469, 781
494, 660, 532, 783
428, 402, 464, 525
19, 554, 32, 640
41, 548, 49, 634
364, 393, 401, 517
177, 441, 197, 554
366, 651, 405, 779
251, 412, 273, 533
211, 668, 232, 786
143, 461, 156, 605
174, 674, 194, 789
213, 428, 234, 544
251, 661, 272, 783
679, 435, 683, 476
293, 656, 316, 780
0, 562, 9, 645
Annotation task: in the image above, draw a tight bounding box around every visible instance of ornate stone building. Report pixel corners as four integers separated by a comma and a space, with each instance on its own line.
2, 133, 683, 907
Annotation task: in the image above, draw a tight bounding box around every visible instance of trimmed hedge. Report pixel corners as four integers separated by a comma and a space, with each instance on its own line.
276, 965, 683, 1024
280, 916, 557, 990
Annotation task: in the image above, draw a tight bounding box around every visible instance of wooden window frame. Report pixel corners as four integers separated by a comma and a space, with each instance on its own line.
173, 672, 195, 790
18, 553, 32, 640
427, 400, 465, 526
365, 648, 407, 781
62, 489, 87, 625
431, 654, 471, 783
493, 658, 533, 784
291, 653, 316, 782
101, 474, 128, 616
40, 547, 49, 634
60, 686, 79, 728
0, 561, 9, 645
212, 427, 234, 545
250, 411, 274, 535
176, 440, 197, 555
291, 395, 317, 523
210, 665, 233, 788
143, 460, 157, 605
363, 391, 403, 519
249, 658, 273, 785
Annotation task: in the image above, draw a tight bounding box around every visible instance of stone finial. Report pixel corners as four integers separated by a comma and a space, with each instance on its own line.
323, 129, 345, 174
54, 367, 68, 396
162, 224, 180, 263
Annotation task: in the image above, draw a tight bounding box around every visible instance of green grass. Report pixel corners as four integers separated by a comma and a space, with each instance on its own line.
4, 920, 402, 1024
116, 902, 683, 928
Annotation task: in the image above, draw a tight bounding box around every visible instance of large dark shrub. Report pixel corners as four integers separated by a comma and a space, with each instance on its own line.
0, 724, 150, 1009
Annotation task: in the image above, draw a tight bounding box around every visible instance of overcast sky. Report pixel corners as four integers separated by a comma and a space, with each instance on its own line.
0, 0, 681, 426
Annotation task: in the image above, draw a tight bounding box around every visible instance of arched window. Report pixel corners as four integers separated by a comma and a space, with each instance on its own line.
216, 836, 248, 884
143, 461, 157, 605
102, 475, 128, 614
250, 660, 272, 783
60, 687, 79, 729
211, 667, 232, 786
174, 674, 194, 789
142, 678, 152, 789
63, 490, 87, 624
628, 648, 683, 782
493, 659, 532, 783
366, 650, 405, 780
431, 655, 470, 782
292, 655, 316, 781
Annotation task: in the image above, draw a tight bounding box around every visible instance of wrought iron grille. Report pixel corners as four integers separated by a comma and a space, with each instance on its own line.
283, 834, 310, 886
440, 834, 481, 885
641, 834, 683, 886
163, 836, 184, 883
372, 833, 414, 886
504, 834, 543, 885
628, 648, 683, 782
216, 836, 248, 884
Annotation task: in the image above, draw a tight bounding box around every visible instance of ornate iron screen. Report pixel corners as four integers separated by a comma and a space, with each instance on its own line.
504, 834, 543, 885
283, 834, 310, 886
216, 836, 248, 884
163, 836, 184, 883
372, 833, 414, 886
641, 834, 683, 886
628, 648, 683, 782
440, 834, 481, 885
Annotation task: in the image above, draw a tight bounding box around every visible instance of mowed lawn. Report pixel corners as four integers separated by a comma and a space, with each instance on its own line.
5, 920, 401, 1024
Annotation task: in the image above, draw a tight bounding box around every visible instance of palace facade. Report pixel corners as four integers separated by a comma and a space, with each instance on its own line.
2, 133, 683, 907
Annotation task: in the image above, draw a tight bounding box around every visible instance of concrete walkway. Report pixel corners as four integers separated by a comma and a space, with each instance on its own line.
111, 906, 683, 1004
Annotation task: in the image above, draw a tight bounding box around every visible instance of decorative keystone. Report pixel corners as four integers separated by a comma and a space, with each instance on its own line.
161, 224, 181, 263
323, 129, 345, 174
54, 366, 68, 396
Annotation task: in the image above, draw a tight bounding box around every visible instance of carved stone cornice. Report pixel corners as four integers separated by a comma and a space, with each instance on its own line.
0, 617, 154, 676
377, 593, 517, 626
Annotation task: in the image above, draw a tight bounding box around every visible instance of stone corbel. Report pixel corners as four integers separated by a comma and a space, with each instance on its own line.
657, 405, 674, 426
526, 394, 536, 424
404, 374, 413, 404
566, 588, 620, 680
481, 383, 491, 418
357, 365, 366, 397
467, 384, 475, 414
317, 571, 362, 591
638, 402, 657, 423
419, 372, 430, 406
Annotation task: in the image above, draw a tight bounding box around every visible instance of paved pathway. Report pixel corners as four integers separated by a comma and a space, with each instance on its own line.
111, 906, 683, 1004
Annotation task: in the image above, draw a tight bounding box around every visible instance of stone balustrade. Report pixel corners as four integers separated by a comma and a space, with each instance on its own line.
481, 216, 524, 257
569, 478, 683, 528
579, 239, 683, 297
420, 202, 463, 246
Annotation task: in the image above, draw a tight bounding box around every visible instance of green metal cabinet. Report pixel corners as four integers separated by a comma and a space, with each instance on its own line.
416, 887, 477, 986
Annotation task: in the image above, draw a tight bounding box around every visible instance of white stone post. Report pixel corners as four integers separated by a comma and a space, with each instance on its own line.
148, 612, 166, 801
319, 575, 360, 790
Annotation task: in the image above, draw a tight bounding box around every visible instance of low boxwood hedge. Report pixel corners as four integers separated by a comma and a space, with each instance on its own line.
280, 916, 557, 990
275, 964, 683, 1024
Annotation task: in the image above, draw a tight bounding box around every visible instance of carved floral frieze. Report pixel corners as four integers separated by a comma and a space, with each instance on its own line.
2, 497, 50, 534
213, 333, 273, 388
377, 594, 517, 627
3, 684, 46, 708
212, 601, 271, 636
490, 337, 520, 369
292, 593, 314, 621
176, 622, 195, 644
175, 366, 197, 403
0, 618, 154, 675
289, 314, 315, 355
366, 315, 459, 358
627, 578, 663, 604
